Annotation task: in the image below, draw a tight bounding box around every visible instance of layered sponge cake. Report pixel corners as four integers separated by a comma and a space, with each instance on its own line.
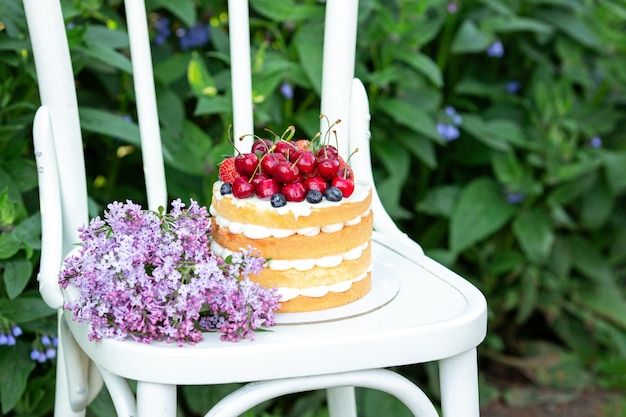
210, 180, 372, 312
209, 125, 373, 312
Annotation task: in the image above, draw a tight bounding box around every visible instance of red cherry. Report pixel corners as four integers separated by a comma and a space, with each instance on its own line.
337, 166, 352, 179
250, 172, 270, 187
234, 153, 259, 177
275, 140, 298, 159
282, 182, 306, 202
273, 162, 299, 184
316, 145, 339, 159
331, 176, 355, 197
316, 156, 340, 180
232, 176, 255, 198
260, 153, 286, 176
295, 150, 316, 173
251, 138, 273, 155
255, 178, 281, 199
304, 176, 328, 194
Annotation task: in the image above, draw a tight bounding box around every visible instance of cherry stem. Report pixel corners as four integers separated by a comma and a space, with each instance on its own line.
227, 125, 243, 155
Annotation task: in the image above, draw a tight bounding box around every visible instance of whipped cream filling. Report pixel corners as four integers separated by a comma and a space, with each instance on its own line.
210, 241, 368, 271
209, 208, 370, 240
276, 269, 370, 302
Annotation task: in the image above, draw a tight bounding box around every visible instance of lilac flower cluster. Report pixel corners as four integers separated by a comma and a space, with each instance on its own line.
59, 199, 280, 345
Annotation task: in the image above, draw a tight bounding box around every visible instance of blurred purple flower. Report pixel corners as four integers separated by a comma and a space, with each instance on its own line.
280, 82, 293, 99
153, 16, 171, 45
177, 22, 210, 50
437, 123, 460, 142
506, 192, 525, 205
506, 81, 521, 94
590, 136, 602, 148
487, 40, 504, 58
447, 2, 458, 13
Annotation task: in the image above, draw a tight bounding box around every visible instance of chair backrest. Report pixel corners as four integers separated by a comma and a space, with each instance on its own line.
26, 0, 419, 308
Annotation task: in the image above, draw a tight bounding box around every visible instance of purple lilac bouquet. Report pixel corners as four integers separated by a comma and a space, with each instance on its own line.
59, 199, 280, 345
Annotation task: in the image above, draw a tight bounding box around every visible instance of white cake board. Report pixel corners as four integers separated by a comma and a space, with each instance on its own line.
274, 269, 400, 325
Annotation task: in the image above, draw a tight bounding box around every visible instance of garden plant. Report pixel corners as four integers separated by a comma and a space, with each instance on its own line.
0, 0, 625, 415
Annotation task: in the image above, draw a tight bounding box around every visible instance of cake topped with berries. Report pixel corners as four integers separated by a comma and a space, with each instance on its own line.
209, 120, 373, 313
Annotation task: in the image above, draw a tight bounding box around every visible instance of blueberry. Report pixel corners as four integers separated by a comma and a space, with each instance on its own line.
270, 193, 287, 208
220, 182, 233, 195
306, 190, 323, 204
324, 186, 343, 202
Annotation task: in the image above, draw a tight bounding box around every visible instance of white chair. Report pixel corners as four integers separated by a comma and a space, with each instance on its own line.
25, 0, 488, 416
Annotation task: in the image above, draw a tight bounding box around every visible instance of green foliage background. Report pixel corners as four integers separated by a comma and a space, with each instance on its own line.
0, 0, 625, 415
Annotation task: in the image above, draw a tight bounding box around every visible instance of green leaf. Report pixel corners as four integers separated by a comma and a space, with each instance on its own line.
0, 296, 56, 323
378, 98, 439, 141
491, 150, 524, 184
187, 53, 217, 97
81, 42, 132, 74
84, 25, 129, 49
417, 185, 461, 218
460, 115, 515, 151
398, 53, 443, 87
397, 134, 436, 168
12, 213, 42, 252
154, 53, 191, 85
0, 342, 36, 414
569, 236, 614, 284
1, 159, 38, 193
580, 176, 613, 230
151, 0, 196, 27
2, 257, 32, 299
537, 9, 602, 49
549, 159, 601, 184
194, 95, 232, 117
481, 15, 554, 35
512, 208, 555, 264
0, 233, 20, 259
516, 266, 539, 324
156, 86, 185, 137
0, 189, 15, 226
250, 0, 324, 22
449, 177, 516, 253
373, 142, 412, 220
601, 150, 626, 194
576, 286, 626, 330
451, 20, 493, 54
161, 121, 212, 176
79, 107, 140, 146
294, 21, 324, 95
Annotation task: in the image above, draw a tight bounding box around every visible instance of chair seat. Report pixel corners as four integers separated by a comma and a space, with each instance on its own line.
65, 231, 487, 386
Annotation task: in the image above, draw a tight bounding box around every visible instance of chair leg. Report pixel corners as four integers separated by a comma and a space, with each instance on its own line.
136, 381, 177, 417
53, 336, 85, 417
439, 348, 480, 417
55, 311, 93, 417
326, 386, 357, 417
96, 366, 137, 417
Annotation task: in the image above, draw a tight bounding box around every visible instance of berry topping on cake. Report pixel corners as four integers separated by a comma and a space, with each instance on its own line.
270, 193, 287, 208
324, 186, 343, 202
220, 182, 233, 195
218, 157, 240, 183
218, 117, 359, 207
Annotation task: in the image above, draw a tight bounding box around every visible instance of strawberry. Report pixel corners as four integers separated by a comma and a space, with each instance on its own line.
295, 139, 310, 151
219, 157, 240, 183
